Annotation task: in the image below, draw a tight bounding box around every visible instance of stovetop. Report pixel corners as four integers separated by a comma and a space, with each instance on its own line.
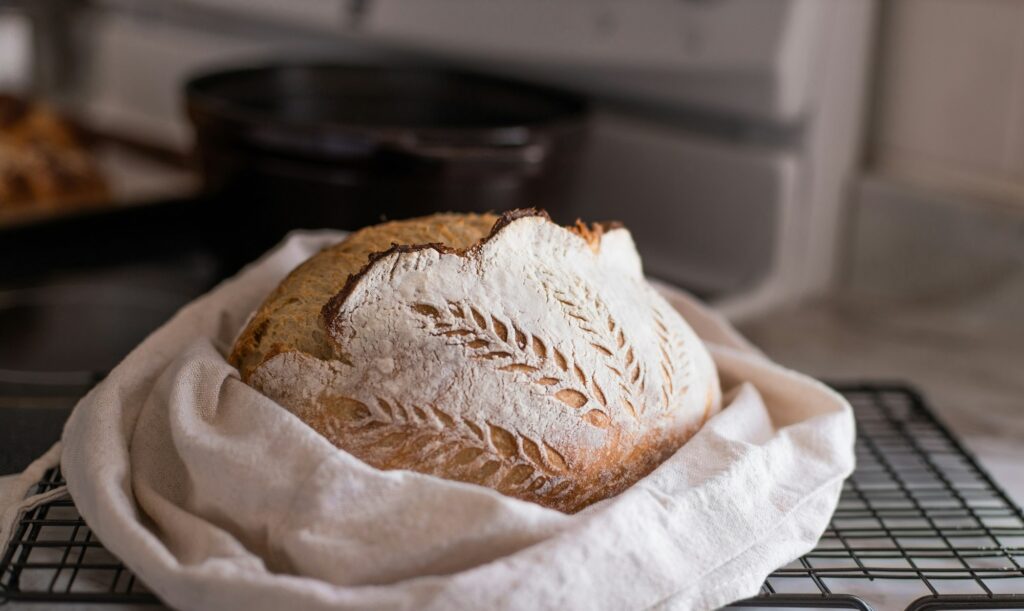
0, 198, 230, 474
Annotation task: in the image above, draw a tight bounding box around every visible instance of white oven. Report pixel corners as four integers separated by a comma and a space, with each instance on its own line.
70, 0, 876, 319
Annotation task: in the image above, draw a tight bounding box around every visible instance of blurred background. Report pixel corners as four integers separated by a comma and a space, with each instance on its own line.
0, 0, 1021, 497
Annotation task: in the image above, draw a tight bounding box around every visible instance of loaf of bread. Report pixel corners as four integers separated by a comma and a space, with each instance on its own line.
0, 95, 107, 209
231, 210, 721, 512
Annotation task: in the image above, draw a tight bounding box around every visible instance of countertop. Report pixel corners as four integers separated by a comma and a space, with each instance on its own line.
738, 267, 1024, 507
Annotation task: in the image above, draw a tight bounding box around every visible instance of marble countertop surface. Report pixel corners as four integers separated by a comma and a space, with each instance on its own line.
737, 265, 1024, 508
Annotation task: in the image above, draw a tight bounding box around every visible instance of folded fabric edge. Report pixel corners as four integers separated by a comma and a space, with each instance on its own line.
654, 473, 848, 610
0, 443, 64, 554
46, 230, 858, 611
647, 344, 855, 609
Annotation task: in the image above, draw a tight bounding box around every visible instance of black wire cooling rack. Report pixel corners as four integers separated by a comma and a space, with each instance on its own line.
1, 384, 1022, 610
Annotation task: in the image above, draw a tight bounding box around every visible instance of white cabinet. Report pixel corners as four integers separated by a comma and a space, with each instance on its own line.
362, 0, 823, 121
567, 111, 797, 298
873, 0, 1024, 207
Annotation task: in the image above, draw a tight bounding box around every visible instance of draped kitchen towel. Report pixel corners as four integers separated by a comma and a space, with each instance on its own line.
2, 230, 855, 610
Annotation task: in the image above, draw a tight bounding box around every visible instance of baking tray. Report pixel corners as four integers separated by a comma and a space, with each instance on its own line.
0, 126, 197, 232
1, 384, 1022, 609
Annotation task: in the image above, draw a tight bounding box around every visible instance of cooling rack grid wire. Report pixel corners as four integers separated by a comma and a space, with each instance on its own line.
0, 467, 156, 605
1, 384, 1022, 609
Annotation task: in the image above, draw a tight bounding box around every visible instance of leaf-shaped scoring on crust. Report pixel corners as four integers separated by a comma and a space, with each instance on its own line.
293, 211, 719, 512
650, 292, 693, 412
409, 301, 615, 427
537, 268, 646, 421
339, 393, 575, 497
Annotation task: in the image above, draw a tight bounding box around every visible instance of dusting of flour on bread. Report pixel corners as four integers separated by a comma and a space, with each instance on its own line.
245, 211, 721, 513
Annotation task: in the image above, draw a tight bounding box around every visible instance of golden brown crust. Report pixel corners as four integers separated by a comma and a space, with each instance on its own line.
319, 208, 553, 335
234, 210, 721, 513
230, 212, 501, 381
291, 391, 697, 513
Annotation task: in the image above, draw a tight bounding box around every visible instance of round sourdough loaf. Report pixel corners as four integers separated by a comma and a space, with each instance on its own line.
230, 210, 721, 513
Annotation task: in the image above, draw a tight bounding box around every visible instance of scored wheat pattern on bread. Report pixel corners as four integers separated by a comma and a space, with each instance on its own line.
538, 267, 648, 421
244, 210, 722, 513
410, 300, 614, 428
651, 294, 694, 412
354, 394, 573, 498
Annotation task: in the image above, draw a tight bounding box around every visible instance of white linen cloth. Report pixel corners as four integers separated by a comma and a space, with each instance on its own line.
1, 231, 855, 610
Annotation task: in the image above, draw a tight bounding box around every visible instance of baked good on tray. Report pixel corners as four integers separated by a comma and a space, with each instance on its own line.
0, 95, 107, 209
231, 209, 721, 513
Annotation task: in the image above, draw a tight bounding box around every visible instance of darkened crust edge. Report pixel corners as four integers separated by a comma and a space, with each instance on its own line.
320, 208, 625, 347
